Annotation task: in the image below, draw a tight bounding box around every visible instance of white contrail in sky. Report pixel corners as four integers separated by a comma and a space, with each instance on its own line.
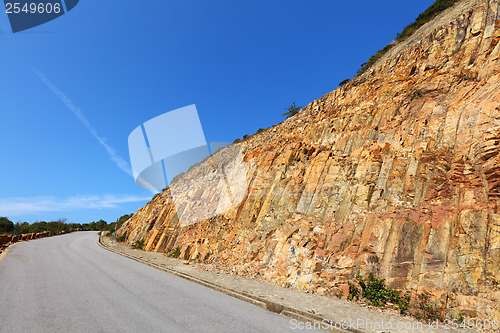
0, 194, 151, 216
31, 68, 134, 177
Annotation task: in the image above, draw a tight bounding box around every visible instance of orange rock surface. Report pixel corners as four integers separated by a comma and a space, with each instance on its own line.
118, 0, 500, 321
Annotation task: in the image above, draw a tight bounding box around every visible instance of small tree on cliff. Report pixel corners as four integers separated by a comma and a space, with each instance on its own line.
282, 102, 302, 119
339, 78, 350, 87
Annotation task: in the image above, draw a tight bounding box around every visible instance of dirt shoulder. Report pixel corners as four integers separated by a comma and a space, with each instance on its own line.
99, 235, 478, 333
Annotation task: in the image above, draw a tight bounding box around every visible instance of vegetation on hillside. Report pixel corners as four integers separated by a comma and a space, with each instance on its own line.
233, 127, 270, 143
396, 0, 460, 42
228, 1, 460, 147
102, 213, 134, 234
356, 0, 460, 76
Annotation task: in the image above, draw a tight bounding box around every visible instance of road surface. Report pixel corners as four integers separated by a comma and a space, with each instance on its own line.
0, 231, 314, 333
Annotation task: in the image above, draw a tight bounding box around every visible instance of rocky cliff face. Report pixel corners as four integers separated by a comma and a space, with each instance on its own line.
118, 0, 500, 321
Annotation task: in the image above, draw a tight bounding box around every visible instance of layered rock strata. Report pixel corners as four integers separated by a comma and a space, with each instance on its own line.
118, 0, 500, 321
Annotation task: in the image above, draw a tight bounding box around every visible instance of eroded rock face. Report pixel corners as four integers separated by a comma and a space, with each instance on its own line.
118, 0, 500, 321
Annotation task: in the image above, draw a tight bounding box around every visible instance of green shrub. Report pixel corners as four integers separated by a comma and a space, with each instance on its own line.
282, 102, 302, 119
350, 273, 410, 314
167, 246, 181, 258
339, 79, 350, 87
133, 239, 144, 249
357, 273, 388, 307
348, 281, 360, 301
396, 292, 411, 314
116, 235, 126, 242
256, 128, 268, 134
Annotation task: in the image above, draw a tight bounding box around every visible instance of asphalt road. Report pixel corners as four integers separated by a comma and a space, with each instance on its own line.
0, 231, 316, 333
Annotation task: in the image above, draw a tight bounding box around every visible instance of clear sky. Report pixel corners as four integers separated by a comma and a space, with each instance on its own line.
0, 0, 435, 224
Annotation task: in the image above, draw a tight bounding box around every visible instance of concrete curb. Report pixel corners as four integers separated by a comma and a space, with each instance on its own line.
97, 235, 362, 333
0, 243, 16, 265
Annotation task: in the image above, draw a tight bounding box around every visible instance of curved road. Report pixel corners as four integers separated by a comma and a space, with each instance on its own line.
0, 232, 309, 333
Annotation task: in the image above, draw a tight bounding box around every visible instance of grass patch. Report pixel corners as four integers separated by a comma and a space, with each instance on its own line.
357, 44, 394, 76
396, 0, 460, 42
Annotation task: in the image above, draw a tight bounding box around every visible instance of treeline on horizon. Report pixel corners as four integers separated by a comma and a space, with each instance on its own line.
0, 214, 133, 235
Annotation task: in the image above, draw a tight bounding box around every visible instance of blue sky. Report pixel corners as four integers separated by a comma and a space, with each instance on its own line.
0, 0, 435, 224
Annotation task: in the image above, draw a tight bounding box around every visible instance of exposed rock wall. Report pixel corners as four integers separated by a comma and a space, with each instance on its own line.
118, 0, 500, 321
